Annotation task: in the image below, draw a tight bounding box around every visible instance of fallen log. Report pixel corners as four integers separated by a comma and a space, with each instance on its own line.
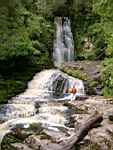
25, 114, 103, 150
59, 114, 103, 150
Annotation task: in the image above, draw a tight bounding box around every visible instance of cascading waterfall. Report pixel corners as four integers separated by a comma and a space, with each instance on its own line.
0, 70, 85, 146
0, 17, 85, 148
53, 17, 74, 67
0, 70, 84, 122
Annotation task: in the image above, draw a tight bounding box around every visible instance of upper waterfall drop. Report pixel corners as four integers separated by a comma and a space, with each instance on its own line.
53, 17, 74, 67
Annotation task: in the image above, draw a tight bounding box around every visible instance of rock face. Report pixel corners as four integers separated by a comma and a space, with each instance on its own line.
61, 61, 102, 95
83, 37, 94, 52
11, 143, 33, 150
70, 96, 113, 150
52, 74, 66, 97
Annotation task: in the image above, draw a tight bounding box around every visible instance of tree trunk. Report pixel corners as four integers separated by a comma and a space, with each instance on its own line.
59, 114, 103, 150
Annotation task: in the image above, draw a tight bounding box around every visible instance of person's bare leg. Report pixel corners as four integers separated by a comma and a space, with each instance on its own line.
70, 93, 73, 101
71, 94, 76, 101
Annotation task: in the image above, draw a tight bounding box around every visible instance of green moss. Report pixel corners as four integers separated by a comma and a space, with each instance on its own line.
61, 67, 88, 81
1, 133, 21, 150
64, 102, 87, 114
28, 123, 43, 134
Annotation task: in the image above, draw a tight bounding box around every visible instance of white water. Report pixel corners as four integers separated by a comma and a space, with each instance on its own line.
0, 70, 85, 146
53, 17, 74, 67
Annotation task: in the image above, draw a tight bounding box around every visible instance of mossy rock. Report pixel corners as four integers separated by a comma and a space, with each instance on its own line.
61, 61, 102, 95
28, 123, 43, 134
63, 102, 88, 114
1, 123, 43, 150
61, 66, 88, 81
61, 68, 98, 95
1, 133, 22, 150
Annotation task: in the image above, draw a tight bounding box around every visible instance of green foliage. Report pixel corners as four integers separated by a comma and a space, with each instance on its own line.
0, 29, 33, 60
91, 0, 113, 96
0, 0, 54, 103
87, 23, 106, 59
70, 0, 103, 60
0, 12, 53, 61
93, 0, 113, 18
29, 0, 66, 17
0, 80, 25, 104
93, 0, 113, 58
0, 0, 54, 62
69, 0, 111, 60
101, 58, 113, 97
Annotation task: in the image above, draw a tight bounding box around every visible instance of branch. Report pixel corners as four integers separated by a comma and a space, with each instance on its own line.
59, 114, 103, 150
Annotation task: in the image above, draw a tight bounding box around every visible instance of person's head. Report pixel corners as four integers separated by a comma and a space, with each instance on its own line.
72, 88, 77, 94
69, 88, 73, 93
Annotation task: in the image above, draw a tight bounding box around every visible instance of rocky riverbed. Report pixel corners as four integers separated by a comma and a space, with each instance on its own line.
2, 96, 113, 150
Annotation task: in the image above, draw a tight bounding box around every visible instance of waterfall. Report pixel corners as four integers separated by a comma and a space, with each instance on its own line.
53, 17, 74, 67
0, 70, 85, 146
0, 70, 84, 122
0, 17, 85, 148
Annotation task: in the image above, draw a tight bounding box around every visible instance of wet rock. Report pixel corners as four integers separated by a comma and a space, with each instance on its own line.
108, 113, 113, 122
52, 74, 66, 97
63, 102, 88, 114
24, 135, 50, 150
69, 96, 113, 150
11, 128, 31, 141
2, 96, 113, 150
34, 102, 40, 111
9, 123, 43, 142
24, 134, 64, 150
11, 143, 33, 150
61, 61, 102, 95
24, 135, 40, 149
76, 95, 88, 101
42, 129, 70, 142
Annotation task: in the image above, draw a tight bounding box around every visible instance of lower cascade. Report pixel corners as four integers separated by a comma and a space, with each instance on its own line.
0, 69, 85, 146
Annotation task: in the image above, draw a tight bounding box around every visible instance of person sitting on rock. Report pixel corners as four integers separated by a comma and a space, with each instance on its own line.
69, 82, 77, 101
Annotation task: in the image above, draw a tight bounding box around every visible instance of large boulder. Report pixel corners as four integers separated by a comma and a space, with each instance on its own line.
61, 61, 102, 95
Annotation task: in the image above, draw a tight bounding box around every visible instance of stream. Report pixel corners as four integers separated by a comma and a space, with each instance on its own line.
0, 69, 85, 144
